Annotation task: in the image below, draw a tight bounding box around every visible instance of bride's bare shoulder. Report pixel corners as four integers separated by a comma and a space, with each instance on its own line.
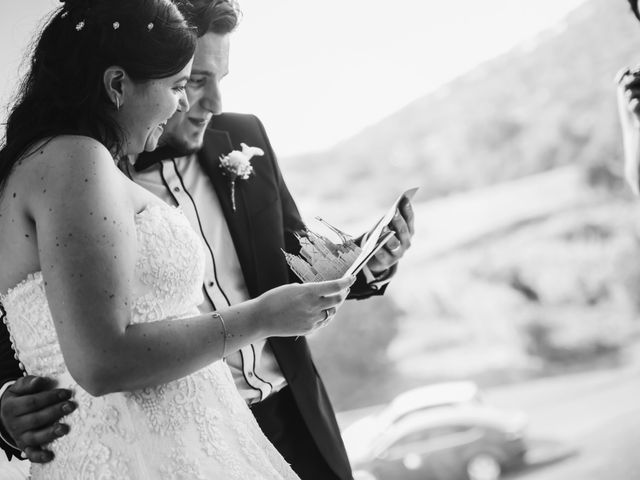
12, 135, 118, 187
20, 135, 114, 170
9, 135, 125, 213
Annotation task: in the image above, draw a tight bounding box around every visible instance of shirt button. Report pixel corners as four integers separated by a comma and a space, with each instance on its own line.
18, 362, 25, 370
173, 186, 180, 192
208, 281, 215, 287
247, 372, 254, 378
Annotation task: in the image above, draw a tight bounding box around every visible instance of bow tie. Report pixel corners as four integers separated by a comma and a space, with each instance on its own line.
134, 145, 186, 172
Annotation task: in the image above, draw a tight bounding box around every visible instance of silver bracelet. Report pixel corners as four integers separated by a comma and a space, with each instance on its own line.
211, 312, 229, 358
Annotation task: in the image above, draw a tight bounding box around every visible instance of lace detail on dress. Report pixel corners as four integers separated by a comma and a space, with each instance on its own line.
1, 272, 65, 380
131, 203, 205, 325
1, 202, 299, 480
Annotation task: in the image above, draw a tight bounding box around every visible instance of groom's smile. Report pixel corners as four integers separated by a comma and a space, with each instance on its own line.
161, 32, 230, 154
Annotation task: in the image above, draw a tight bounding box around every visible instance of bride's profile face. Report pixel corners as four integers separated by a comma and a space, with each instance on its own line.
119, 59, 193, 155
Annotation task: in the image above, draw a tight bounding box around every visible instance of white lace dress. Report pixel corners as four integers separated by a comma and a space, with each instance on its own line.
1, 203, 300, 480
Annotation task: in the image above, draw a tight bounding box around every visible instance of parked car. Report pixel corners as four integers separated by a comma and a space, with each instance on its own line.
344, 383, 527, 480
377, 381, 482, 425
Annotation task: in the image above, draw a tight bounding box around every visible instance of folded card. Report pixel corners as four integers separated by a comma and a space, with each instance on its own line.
283, 187, 418, 282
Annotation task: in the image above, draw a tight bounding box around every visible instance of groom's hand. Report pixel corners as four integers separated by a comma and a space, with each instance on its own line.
367, 197, 415, 274
1, 375, 76, 463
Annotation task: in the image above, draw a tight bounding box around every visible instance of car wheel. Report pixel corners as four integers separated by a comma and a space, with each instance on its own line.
466, 453, 501, 480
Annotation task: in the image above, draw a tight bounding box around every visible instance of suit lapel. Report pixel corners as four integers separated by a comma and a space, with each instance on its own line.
198, 129, 259, 297
191, 118, 352, 478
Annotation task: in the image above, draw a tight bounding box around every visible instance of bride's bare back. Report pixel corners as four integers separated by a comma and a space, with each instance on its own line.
0, 136, 155, 297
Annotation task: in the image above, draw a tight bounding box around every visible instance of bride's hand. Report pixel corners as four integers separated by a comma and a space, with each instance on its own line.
254, 276, 356, 338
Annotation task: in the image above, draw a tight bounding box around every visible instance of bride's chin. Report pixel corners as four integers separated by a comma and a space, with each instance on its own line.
143, 128, 163, 152
144, 140, 158, 152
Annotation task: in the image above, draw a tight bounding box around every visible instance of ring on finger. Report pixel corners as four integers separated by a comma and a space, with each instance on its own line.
616, 67, 631, 85
387, 243, 401, 253
323, 307, 335, 322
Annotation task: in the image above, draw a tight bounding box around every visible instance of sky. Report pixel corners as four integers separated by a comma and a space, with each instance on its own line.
0, 0, 587, 156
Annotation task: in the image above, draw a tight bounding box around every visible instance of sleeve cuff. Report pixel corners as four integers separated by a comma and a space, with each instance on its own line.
361, 264, 395, 290
358, 235, 396, 290
0, 381, 21, 456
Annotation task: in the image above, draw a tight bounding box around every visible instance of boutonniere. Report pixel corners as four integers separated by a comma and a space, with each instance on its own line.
219, 143, 265, 211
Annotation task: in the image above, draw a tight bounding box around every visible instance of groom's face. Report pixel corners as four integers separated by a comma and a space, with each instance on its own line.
161, 32, 230, 153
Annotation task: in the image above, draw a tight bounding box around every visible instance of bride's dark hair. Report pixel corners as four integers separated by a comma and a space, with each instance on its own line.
0, 0, 196, 193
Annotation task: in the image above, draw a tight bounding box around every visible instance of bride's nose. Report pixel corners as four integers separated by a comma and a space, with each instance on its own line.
177, 90, 190, 113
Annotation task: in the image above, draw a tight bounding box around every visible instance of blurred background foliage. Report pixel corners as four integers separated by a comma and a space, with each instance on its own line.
285, 0, 632, 213
282, 0, 640, 412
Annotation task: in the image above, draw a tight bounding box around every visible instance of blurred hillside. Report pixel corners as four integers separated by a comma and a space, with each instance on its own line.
309, 171, 640, 411
282, 0, 637, 214
299, 0, 640, 412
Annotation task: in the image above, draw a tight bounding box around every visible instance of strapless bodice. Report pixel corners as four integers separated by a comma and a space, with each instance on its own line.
1, 202, 298, 480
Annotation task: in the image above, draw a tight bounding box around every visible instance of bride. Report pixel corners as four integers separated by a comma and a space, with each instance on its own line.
0, 1, 352, 478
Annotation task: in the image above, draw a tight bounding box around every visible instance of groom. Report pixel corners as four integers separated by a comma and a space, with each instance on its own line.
0, 1, 414, 479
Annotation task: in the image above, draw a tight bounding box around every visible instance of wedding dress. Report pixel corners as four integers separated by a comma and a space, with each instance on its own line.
1, 202, 300, 480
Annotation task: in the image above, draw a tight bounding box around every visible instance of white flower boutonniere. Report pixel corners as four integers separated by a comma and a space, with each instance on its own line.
219, 143, 265, 211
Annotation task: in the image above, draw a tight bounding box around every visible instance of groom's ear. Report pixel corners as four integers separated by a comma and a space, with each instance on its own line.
103, 66, 127, 109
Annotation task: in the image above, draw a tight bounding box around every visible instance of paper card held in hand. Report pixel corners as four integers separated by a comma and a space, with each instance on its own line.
283, 187, 418, 282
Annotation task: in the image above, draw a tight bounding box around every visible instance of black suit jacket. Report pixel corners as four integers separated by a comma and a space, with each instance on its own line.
0, 304, 22, 460
0, 113, 387, 475
200, 113, 387, 480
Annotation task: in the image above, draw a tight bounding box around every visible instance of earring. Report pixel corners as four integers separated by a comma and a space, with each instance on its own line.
115, 97, 120, 111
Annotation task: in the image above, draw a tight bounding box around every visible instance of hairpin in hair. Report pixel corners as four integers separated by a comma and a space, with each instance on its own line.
75, 20, 85, 31
147, 22, 154, 31
113, 21, 120, 30
61, 11, 69, 18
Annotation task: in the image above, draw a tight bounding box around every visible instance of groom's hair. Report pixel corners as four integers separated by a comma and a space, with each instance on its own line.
628, 0, 640, 20
178, 0, 241, 37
